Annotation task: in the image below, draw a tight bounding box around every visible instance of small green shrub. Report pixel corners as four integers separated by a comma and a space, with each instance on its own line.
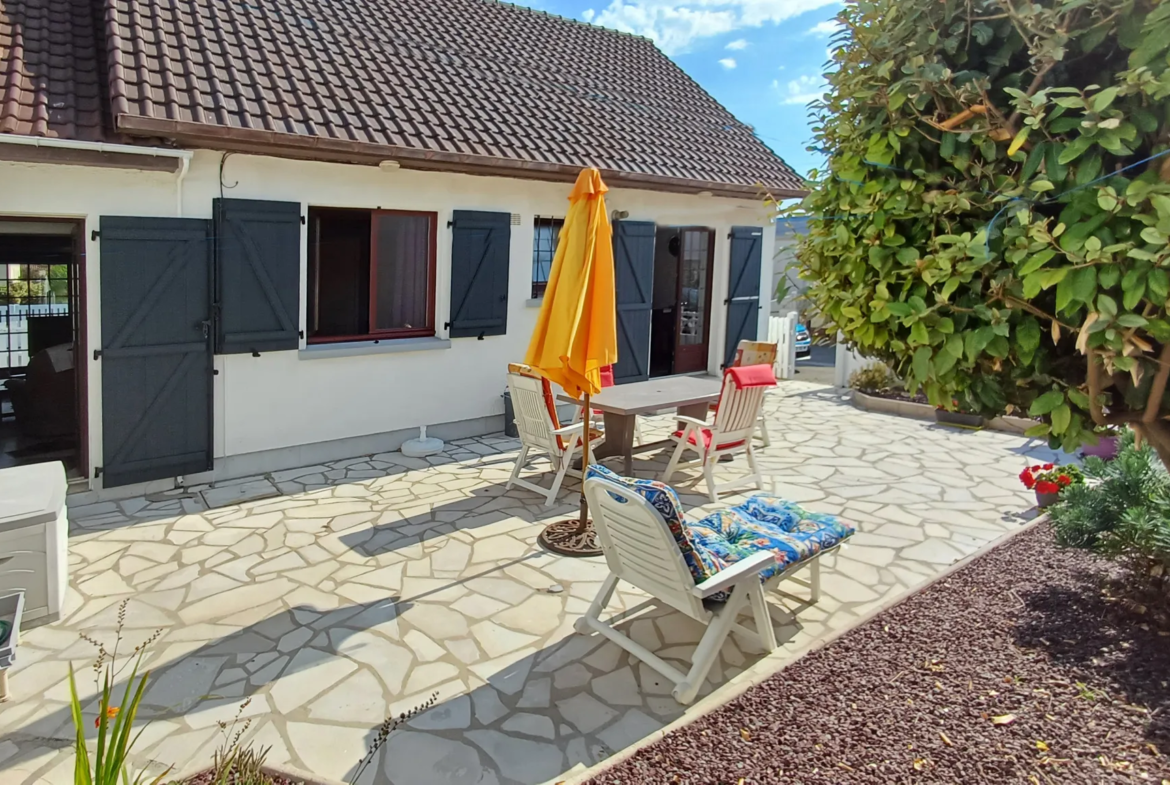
1049, 429, 1170, 586
849, 362, 899, 394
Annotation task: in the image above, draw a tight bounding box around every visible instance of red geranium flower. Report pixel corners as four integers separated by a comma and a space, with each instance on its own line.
1043, 463, 1055, 470
1058, 474, 1071, 486
1036, 480, 1059, 495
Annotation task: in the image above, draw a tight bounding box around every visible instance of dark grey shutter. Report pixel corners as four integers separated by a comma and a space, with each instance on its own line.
448, 210, 510, 338
612, 220, 655, 384
724, 226, 764, 367
214, 198, 301, 354
99, 217, 213, 487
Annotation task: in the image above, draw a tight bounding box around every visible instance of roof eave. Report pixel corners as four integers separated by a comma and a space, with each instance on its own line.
114, 115, 808, 201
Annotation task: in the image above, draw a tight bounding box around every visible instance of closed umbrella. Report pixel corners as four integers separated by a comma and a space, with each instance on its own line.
525, 167, 618, 556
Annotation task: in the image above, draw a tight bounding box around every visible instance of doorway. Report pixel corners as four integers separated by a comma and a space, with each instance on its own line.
0, 219, 86, 476
649, 226, 715, 377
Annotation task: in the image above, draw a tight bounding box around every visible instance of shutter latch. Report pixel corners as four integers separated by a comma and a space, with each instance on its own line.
478, 331, 485, 341
93, 349, 102, 360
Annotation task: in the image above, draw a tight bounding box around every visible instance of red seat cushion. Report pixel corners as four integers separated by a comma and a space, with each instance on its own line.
672, 427, 745, 452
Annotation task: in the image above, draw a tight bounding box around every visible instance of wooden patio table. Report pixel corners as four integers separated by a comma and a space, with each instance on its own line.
560, 375, 723, 475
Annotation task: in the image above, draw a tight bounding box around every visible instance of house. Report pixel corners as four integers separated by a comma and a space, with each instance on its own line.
0, 0, 804, 497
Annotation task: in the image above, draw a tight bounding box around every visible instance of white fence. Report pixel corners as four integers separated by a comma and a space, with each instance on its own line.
0, 303, 71, 370
768, 311, 799, 380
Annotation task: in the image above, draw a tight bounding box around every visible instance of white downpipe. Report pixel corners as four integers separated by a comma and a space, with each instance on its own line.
0, 134, 194, 216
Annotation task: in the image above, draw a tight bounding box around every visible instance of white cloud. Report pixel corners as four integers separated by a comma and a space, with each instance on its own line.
719, 57, 738, 69
725, 38, 749, 50
583, 8, 596, 21
805, 19, 841, 36
782, 73, 827, 104
585, 0, 841, 54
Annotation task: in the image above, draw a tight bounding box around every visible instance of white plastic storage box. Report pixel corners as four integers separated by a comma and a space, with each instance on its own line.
0, 462, 68, 627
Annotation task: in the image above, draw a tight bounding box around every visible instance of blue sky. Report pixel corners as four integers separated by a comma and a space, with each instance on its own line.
518, 0, 842, 179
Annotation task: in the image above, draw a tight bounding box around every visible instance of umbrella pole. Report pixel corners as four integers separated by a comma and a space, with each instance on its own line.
538, 389, 603, 557
576, 391, 591, 531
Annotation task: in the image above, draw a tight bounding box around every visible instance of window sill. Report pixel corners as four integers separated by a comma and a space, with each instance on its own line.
299, 336, 451, 360
526, 297, 543, 308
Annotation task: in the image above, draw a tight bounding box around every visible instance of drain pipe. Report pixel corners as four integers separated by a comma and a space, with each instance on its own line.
0, 134, 194, 216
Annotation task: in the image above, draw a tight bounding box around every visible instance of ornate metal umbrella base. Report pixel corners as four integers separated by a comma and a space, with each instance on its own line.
538, 518, 603, 557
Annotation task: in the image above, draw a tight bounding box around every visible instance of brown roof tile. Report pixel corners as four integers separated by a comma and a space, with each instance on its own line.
0, 0, 111, 141
2, 0, 804, 196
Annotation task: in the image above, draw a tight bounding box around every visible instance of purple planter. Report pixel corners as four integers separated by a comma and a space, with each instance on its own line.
1035, 490, 1060, 509
1081, 435, 1119, 460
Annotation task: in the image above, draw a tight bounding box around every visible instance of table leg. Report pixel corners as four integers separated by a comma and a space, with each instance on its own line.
588, 412, 636, 474
676, 402, 711, 428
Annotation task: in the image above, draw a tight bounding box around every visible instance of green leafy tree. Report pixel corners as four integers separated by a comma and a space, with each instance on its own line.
787, 0, 1170, 461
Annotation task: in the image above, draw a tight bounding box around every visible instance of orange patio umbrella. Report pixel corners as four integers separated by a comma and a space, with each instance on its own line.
525, 167, 618, 556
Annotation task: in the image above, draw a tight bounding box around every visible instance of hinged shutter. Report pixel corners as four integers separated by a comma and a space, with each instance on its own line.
448, 210, 510, 339
99, 217, 213, 487
612, 220, 655, 383
214, 198, 301, 354
724, 226, 764, 367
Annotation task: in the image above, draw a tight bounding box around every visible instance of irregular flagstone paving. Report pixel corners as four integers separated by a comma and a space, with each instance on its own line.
0, 382, 1062, 785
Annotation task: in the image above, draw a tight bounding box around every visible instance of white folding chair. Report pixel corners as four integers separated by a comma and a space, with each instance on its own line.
663, 367, 774, 503
576, 474, 778, 704
505, 364, 604, 506
729, 340, 779, 447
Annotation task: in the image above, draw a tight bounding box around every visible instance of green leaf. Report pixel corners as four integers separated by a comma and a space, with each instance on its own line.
1024, 423, 1051, 438
1091, 86, 1119, 112
896, 247, 919, 265
1051, 403, 1071, 434
1070, 266, 1097, 304
1016, 318, 1041, 358
1030, 389, 1065, 416
1022, 142, 1047, 180
910, 320, 930, 345
1056, 270, 1075, 312
944, 333, 964, 357
886, 302, 913, 317
940, 275, 962, 301
912, 346, 932, 381
1122, 277, 1146, 311
1058, 136, 1093, 165
1148, 268, 1169, 300
1141, 226, 1168, 245
1030, 180, 1056, 193
1098, 294, 1118, 318
1115, 313, 1149, 328
1018, 248, 1055, 276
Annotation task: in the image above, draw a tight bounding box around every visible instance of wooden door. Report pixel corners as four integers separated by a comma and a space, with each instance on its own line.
673, 228, 715, 374
724, 226, 764, 368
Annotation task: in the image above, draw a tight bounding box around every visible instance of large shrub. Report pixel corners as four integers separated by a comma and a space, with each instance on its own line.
792, 0, 1170, 459
1050, 430, 1170, 589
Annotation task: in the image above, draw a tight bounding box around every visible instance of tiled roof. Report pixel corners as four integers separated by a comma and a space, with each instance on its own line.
2, 0, 805, 197
0, 0, 110, 141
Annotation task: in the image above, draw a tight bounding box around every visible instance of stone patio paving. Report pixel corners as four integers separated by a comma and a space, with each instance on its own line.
0, 382, 1062, 785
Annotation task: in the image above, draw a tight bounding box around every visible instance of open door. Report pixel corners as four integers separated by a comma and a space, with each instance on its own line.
673, 228, 715, 374
612, 220, 655, 384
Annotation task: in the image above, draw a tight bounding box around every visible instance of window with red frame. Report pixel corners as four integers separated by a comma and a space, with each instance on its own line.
307, 207, 436, 342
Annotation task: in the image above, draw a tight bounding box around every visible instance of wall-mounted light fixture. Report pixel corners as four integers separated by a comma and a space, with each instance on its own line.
611, 209, 629, 221
379, 160, 401, 170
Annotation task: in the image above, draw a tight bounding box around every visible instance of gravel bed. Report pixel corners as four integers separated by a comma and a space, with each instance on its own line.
590, 525, 1170, 784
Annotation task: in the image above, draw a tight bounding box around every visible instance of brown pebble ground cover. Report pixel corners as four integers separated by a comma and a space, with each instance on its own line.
589, 524, 1170, 784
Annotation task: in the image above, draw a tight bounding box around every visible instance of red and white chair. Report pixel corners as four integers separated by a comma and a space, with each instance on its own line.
728, 340, 779, 447
663, 364, 776, 503
506, 363, 604, 506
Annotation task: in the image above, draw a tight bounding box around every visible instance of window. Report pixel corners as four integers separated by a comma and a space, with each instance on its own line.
531, 217, 563, 299
307, 208, 436, 343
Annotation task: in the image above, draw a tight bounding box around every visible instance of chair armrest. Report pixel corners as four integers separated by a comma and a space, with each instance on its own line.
675, 415, 710, 429
552, 421, 585, 437
691, 551, 777, 598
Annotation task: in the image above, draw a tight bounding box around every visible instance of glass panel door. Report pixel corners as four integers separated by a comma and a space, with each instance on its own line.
673, 228, 714, 374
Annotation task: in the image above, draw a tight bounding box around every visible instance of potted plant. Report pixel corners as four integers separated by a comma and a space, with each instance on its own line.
1019, 463, 1083, 508
1081, 426, 1121, 461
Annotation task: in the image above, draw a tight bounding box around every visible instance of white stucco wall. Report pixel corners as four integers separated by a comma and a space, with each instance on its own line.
0, 150, 774, 491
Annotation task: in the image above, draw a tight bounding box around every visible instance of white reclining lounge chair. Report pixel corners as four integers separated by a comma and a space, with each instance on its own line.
577, 465, 854, 704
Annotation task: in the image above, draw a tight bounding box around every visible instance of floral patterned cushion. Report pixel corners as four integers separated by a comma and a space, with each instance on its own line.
686, 495, 855, 586
585, 469, 854, 600
584, 465, 713, 585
